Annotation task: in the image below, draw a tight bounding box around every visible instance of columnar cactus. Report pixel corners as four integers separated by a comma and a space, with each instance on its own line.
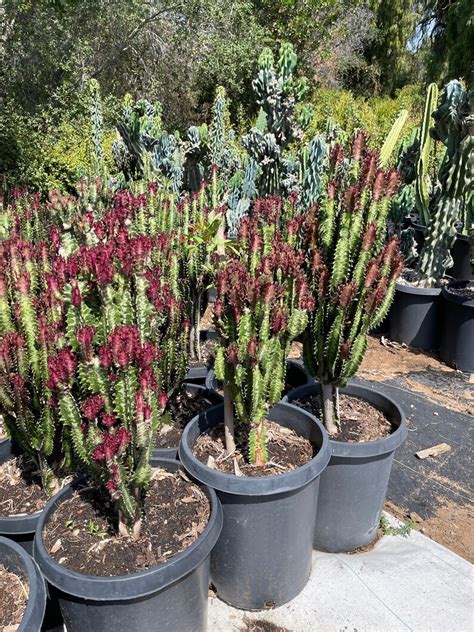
213, 198, 312, 464
416, 81, 474, 286
242, 43, 313, 197
415, 83, 438, 226
0, 231, 68, 493
48, 223, 189, 537
302, 131, 404, 433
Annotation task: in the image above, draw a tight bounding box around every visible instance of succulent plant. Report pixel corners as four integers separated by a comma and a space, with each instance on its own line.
302, 131, 404, 433
416, 81, 474, 287
213, 198, 312, 464
48, 220, 189, 537
0, 231, 69, 494
242, 43, 313, 197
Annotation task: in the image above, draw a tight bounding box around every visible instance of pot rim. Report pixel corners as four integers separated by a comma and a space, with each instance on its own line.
442, 279, 474, 307
33, 458, 223, 601
178, 401, 331, 496
282, 381, 407, 458
0, 535, 46, 631
395, 281, 442, 297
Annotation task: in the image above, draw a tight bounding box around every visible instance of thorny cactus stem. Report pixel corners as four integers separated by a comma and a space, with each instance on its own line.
214, 198, 312, 464
48, 217, 189, 538
302, 131, 404, 433
0, 231, 68, 494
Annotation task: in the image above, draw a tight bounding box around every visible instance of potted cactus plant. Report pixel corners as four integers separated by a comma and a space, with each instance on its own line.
390, 81, 473, 350
33, 226, 222, 632
0, 232, 71, 551
283, 130, 408, 552
179, 199, 330, 610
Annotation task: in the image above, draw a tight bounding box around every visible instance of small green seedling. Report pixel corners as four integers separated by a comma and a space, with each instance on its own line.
87, 519, 107, 538
380, 514, 416, 537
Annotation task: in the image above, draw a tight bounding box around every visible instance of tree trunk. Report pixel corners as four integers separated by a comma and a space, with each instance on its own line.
223, 383, 236, 454
320, 382, 339, 435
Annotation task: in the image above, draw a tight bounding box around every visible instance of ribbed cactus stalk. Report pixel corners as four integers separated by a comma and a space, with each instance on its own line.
89, 79, 105, 178
415, 83, 438, 226
0, 232, 69, 494
48, 222, 189, 537
214, 198, 312, 464
379, 109, 409, 168
302, 130, 404, 434
417, 81, 474, 287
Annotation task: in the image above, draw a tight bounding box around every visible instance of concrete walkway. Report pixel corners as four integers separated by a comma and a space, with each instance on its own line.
208, 515, 473, 632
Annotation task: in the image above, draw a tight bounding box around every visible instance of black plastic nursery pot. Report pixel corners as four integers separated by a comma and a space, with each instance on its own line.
440, 280, 474, 373
185, 330, 219, 387
0, 440, 43, 553
205, 359, 314, 397
389, 281, 442, 351
153, 383, 223, 461
0, 536, 47, 631
283, 382, 407, 553
33, 458, 223, 632
179, 402, 331, 610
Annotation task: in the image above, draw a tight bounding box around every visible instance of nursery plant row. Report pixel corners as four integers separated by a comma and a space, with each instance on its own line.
0, 46, 472, 632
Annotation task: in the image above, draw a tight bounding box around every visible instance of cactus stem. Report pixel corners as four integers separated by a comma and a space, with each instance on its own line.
321, 382, 339, 435
223, 384, 236, 455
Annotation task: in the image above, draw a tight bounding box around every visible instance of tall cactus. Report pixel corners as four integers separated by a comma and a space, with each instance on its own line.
415, 83, 439, 226
89, 79, 106, 178
417, 81, 474, 287
214, 199, 312, 464
302, 131, 403, 433
242, 43, 313, 196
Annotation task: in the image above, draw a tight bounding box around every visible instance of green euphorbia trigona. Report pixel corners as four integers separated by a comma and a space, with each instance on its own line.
213, 197, 313, 465
302, 131, 404, 434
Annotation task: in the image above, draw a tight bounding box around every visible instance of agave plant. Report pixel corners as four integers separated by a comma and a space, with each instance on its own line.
213, 198, 312, 464
48, 221, 189, 537
302, 131, 404, 434
0, 230, 69, 494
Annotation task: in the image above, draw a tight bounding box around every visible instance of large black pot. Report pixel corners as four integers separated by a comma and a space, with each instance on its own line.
283, 382, 407, 553
33, 458, 222, 632
0, 441, 43, 553
440, 280, 474, 372
153, 383, 223, 461
205, 359, 314, 397
179, 402, 330, 610
389, 281, 442, 350
0, 536, 47, 631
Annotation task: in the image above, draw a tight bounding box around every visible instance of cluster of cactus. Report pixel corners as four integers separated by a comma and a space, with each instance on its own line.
416, 81, 474, 286
47, 218, 189, 537
0, 231, 69, 494
213, 198, 312, 464
242, 43, 313, 197
301, 131, 404, 433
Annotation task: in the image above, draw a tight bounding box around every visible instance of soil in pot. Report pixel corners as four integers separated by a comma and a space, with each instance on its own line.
0, 563, 29, 630
193, 420, 315, 477
188, 337, 216, 369
292, 393, 395, 442
0, 454, 49, 517
155, 387, 219, 450
42, 468, 210, 576
445, 284, 474, 299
